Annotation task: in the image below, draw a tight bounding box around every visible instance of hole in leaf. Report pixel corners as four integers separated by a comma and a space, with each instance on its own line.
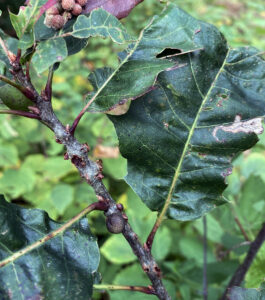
156, 48, 182, 59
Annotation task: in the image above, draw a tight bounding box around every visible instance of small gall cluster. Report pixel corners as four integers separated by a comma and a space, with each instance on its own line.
44, 0, 88, 30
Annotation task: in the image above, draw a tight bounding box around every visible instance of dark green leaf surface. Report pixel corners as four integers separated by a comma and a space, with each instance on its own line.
9, 0, 47, 50
0, 29, 18, 87
0, 196, 99, 299
32, 9, 132, 73
229, 286, 265, 300
0, 84, 33, 111
32, 37, 68, 74
110, 4, 265, 221
72, 9, 132, 43
86, 4, 202, 112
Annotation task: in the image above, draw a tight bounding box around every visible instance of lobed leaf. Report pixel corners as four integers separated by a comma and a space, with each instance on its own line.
32, 8, 132, 73
31, 37, 68, 73
9, 0, 48, 50
0, 195, 99, 299
86, 5, 202, 112
72, 8, 133, 44
109, 3, 265, 221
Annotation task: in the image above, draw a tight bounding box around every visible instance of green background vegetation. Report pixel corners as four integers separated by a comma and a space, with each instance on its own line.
0, 0, 265, 299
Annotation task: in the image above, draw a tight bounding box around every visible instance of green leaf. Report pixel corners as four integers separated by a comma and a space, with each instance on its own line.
179, 237, 216, 265
0, 144, 19, 167
234, 176, 265, 231
229, 286, 265, 300
194, 214, 224, 244
0, 84, 33, 111
72, 9, 132, 44
241, 152, 265, 182
42, 156, 75, 180
0, 195, 99, 300
32, 8, 132, 73
109, 5, 265, 221
152, 226, 172, 261
102, 155, 127, 180
85, 4, 201, 112
31, 37, 68, 74
0, 167, 36, 199
0, 60, 6, 75
51, 183, 74, 215
101, 234, 136, 264
9, 0, 47, 50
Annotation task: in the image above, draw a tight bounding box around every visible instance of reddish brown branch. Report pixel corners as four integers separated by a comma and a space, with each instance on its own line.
44, 66, 54, 101
146, 222, 159, 251
0, 109, 41, 120
234, 217, 250, 241
220, 223, 265, 300
7, 39, 171, 300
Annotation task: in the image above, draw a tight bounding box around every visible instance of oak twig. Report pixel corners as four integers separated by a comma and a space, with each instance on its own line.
234, 217, 250, 242
44, 66, 54, 101
221, 223, 265, 300
146, 221, 159, 251
0, 109, 41, 120
8, 44, 171, 300
69, 98, 94, 135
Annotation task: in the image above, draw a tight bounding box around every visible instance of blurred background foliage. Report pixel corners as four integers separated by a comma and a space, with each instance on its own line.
0, 0, 265, 299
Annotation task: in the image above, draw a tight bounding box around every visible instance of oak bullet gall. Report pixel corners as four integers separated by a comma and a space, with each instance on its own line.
106, 213, 125, 234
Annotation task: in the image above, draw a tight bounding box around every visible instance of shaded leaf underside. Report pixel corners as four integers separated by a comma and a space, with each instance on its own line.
109, 4, 265, 221
0, 196, 99, 299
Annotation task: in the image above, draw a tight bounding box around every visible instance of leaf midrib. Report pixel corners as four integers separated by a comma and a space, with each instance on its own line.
82, 19, 158, 112
157, 48, 231, 220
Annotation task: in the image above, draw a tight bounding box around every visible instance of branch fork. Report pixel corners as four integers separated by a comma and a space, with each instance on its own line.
0, 35, 172, 299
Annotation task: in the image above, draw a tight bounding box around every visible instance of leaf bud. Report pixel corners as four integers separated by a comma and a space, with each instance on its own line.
106, 213, 125, 234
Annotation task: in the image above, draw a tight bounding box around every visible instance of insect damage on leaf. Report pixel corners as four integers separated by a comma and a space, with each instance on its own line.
213, 115, 264, 142
156, 48, 182, 59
